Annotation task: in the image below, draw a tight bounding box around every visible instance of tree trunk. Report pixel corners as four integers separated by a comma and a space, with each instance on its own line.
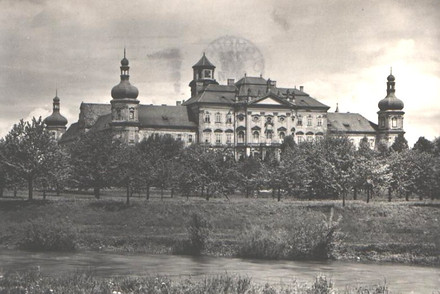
43, 189, 46, 200
388, 188, 392, 202
272, 187, 275, 199
0, 186, 3, 198
366, 188, 370, 203
126, 183, 130, 205
419, 194, 423, 201
14, 187, 17, 197
201, 185, 204, 198
205, 187, 210, 201
342, 192, 346, 207
245, 187, 249, 198
405, 192, 409, 201
94, 187, 100, 199
160, 188, 164, 200
277, 188, 281, 202
146, 185, 150, 200
353, 187, 357, 200
56, 185, 60, 196
28, 177, 33, 200
171, 188, 174, 198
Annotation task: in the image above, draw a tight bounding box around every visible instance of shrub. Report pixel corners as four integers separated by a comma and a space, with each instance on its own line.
173, 212, 211, 255
19, 217, 78, 251
237, 210, 342, 260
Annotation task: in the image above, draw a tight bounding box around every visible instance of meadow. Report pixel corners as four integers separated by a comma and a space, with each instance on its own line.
0, 190, 439, 265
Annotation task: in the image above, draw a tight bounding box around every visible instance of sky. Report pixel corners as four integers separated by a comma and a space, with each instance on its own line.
1, 0, 439, 146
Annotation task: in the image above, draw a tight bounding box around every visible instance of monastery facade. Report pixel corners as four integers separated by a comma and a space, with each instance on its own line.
44, 51, 405, 158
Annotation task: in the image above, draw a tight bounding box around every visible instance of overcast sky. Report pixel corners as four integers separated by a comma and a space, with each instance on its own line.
1, 0, 439, 145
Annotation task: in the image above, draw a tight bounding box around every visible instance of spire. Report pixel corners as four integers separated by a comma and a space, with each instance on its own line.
335, 103, 339, 113
111, 50, 139, 99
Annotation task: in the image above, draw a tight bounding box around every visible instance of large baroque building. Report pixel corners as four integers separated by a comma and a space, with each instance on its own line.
45, 52, 405, 158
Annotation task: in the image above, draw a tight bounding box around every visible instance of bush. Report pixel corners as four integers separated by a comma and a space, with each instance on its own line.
19, 217, 78, 251
237, 210, 342, 260
173, 212, 211, 256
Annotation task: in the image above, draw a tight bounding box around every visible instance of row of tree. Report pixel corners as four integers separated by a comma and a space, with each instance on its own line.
1, 117, 440, 205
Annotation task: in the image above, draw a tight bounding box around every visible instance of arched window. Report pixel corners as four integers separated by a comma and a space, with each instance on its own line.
238, 131, 245, 143
204, 112, 210, 123
129, 108, 135, 120
215, 112, 222, 123
392, 117, 397, 128
253, 131, 260, 143
215, 133, 222, 145
203, 130, 211, 144
279, 131, 285, 140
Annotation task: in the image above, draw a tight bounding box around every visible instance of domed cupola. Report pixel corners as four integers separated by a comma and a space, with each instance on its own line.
44, 90, 68, 127
378, 70, 404, 111
111, 49, 139, 99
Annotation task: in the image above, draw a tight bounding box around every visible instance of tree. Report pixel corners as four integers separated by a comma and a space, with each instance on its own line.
237, 156, 262, 198
0, 118, 60, 200
69, 130, 115, 198
390, 133, 409, 153
413, 136, 434, 153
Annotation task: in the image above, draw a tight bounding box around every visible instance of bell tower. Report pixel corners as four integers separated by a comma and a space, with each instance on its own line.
189, 53, 219, 97
110, 49, 140, 144
377, 69, 405, 147
44, 90, 68, 141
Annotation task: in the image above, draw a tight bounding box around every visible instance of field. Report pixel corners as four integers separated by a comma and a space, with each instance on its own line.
0, 190, 439, 265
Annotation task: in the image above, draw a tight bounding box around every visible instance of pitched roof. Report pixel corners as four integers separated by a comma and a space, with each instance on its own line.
79, 103, 111, 128
138, 105, 197, 129
183, 84, 237, 105
192, 54, 215, 68
235, 76, 267, 86
59, 122, 82, 144
327, 113, 378, 134
248, 92, 293, 107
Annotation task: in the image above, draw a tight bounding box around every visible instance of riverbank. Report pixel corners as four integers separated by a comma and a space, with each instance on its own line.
0, 270, 390, 294
0, 195, 438, 265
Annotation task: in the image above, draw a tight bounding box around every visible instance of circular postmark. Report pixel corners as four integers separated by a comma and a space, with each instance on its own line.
205, 36, 265, 83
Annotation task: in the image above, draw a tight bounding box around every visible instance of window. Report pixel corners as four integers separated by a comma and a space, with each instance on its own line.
215, 133, 222, 145
307, 115, 312, 126
129, 108, 135, 120
297, 136, 304, 143
129, 132, 135, 143
297, 115, 302, 126
204, 69, 212, 78
252, 115, 260, 123
253, 131, 260, 143
238, 113, 245, 121
380, 118, 385, 127
204, 132, 211, 144
266, 116, 272, 123
226, 113, 232, 124
215, 112, 221, 123
369, 139, 375, 148
266, 131, 273, 139
279, 132, 285, 140
116, 109, 122, 120
204, 112, 210, 123
317, 116, 322, 126
177, 134, 182, 141
392, 117, 397, 128
188, 134, 193, 143
238, 131, 245, 143
226, 133, 232, 144
278, 116, 285, 123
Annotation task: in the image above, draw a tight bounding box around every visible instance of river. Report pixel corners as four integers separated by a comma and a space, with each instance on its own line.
0, 249, 438, 293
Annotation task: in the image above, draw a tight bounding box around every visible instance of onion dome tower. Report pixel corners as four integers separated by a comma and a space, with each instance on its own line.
189, 53, 219, 97
377, 69, 405, 147
110, 49, 140, 144
44, 90, 68, 141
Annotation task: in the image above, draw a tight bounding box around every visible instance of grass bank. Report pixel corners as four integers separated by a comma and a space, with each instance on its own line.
0, 194, 438, 265
0, 269, 389, 294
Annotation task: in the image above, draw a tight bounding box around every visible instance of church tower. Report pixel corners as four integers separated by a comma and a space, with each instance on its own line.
44, 90, 68, 141
110, 49, 140, 144
189, 53, 219, 97
377, 70, 405, 147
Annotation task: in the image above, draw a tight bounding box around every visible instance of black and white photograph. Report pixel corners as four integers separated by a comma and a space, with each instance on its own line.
0, 0, 439, 293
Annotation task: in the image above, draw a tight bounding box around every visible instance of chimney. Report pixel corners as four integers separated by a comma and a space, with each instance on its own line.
300, 86, 304, 92
176, 101, 181, 106
227, 79, 235, 86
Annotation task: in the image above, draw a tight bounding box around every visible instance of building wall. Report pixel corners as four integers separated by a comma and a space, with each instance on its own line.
139, 128, 197, 147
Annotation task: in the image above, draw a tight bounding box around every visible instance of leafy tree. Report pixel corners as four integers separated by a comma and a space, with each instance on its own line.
390, 133, 409, 153
0, 118, 60, 200
413, 136, 434, 153
69, 130, 115, 198
278, 146, 309, 199
236, 156, 262, 198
